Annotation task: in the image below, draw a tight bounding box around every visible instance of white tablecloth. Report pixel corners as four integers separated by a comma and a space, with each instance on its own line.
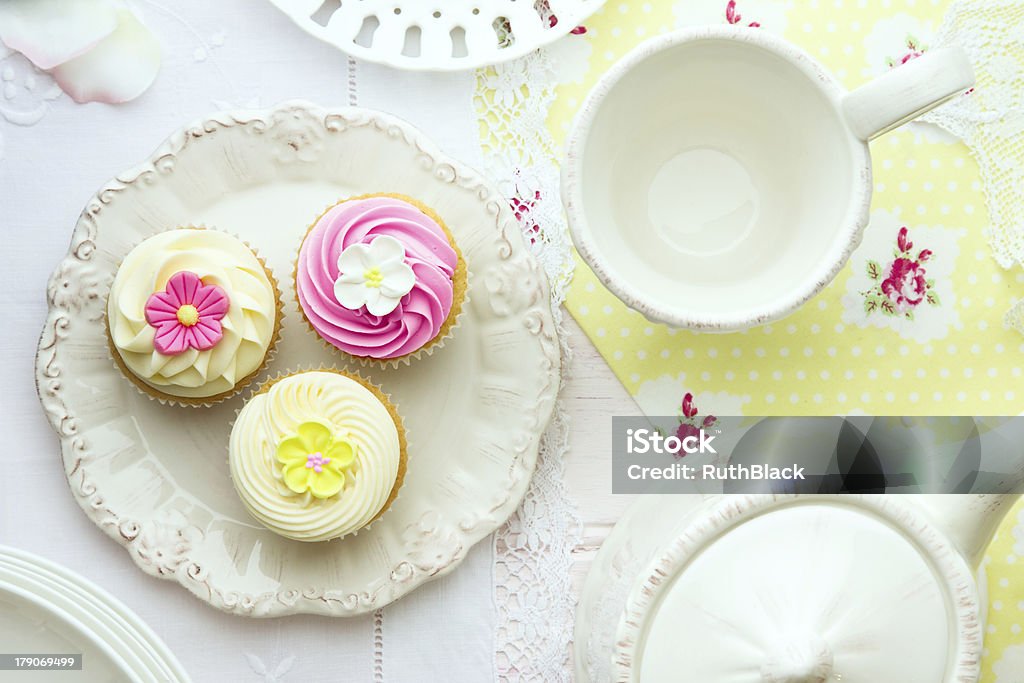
0, 1, 515, 680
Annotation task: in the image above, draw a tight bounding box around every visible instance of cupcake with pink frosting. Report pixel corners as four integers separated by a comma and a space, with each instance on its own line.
295, 193, 467, 364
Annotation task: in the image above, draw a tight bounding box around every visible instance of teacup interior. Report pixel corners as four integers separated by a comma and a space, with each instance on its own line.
579, 37, 861, 325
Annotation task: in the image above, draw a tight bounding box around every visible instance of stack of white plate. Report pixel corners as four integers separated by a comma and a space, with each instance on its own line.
0, 546, 187, 682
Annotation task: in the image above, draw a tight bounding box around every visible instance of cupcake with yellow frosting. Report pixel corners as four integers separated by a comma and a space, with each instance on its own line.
228, 369, 407, 542
106, 227, 282, 405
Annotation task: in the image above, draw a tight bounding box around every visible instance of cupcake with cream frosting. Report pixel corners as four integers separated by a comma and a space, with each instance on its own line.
106, 227, 281, 405
295, 193, 467, 365
229, 369, 406, 542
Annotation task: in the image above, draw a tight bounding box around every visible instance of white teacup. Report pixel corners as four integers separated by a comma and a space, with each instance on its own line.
562, 26, 974, 331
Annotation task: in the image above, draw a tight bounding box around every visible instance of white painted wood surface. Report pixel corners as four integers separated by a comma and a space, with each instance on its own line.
560, 314, 638, 599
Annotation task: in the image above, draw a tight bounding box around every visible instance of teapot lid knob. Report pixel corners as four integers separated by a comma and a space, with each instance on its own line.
761, 636, 833, 683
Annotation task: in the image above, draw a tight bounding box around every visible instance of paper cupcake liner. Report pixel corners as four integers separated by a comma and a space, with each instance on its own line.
292, 193, 470, 371
105, 225, 285, 408
232, 365, 408, 540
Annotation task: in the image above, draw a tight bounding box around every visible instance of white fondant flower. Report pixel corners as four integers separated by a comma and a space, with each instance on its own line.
334, 235, 416, 316
0, 0, 161, 104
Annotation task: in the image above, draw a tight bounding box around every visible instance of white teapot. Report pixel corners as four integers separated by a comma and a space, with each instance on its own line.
577, 420, 1024, 683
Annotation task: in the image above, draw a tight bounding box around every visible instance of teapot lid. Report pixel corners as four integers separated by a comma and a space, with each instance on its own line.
614, 496, 981, 683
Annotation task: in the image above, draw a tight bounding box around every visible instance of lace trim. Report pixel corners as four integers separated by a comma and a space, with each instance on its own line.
476, 48, 581, 683
921, 0, 1024, 273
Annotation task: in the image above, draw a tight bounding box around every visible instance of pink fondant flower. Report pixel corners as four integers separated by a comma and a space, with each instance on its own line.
144, 271, 229, 355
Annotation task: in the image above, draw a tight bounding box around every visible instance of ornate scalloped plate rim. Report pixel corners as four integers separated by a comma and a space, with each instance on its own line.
34, 100, 561, 617
265, 0, 606, 71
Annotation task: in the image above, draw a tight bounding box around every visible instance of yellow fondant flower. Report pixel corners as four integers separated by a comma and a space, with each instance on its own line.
275, 421, 356, 499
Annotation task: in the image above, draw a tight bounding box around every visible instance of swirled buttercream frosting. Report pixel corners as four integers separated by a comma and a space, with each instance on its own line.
229, 371, 405, 542
106, 229, 279, 401
296, 195, 462, 360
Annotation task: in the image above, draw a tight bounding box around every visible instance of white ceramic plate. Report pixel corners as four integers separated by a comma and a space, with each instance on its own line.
35, 101, 560, 617
266, 0, 605, 71
0, 545, 188, 682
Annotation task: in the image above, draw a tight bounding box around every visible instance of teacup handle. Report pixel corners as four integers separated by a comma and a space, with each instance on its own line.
842, 46, 975, 140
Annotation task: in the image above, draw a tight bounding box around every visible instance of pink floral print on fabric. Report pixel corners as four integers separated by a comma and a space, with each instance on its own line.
674, 393, 718, 459
726, 0, 761, 28
862, 226, 940, 320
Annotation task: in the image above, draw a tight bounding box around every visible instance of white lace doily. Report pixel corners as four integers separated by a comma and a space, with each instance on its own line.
918, 0, 1024, 326
476, 47, 582, 683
